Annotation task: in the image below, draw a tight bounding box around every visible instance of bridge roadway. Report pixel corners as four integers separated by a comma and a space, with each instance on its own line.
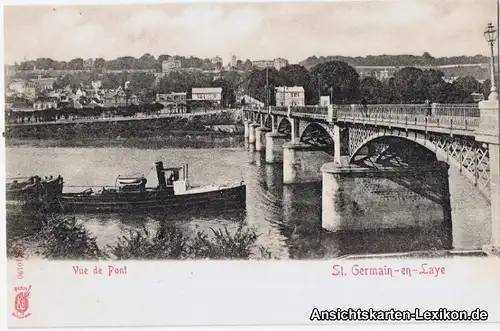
243, 97, 500, 255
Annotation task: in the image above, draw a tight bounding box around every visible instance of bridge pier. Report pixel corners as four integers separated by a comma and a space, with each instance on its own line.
283, 142, 334, 184
244, 120, 250, 139
248, 123, 259, 144
265, 132, 288, 163
255, 126, 271, 152
321, 161, 453, 249
333, 123, 348, 164
475, 94, 500, 254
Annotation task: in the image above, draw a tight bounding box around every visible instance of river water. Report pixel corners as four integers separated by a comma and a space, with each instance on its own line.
6, 145, 491, 259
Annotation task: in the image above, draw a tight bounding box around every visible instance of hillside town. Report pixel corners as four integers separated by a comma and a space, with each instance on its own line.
4, 52, 495, 124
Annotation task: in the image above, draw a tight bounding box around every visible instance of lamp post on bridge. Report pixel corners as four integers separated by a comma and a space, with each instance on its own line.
477, 22, 500, 255
484, 22, 498, 100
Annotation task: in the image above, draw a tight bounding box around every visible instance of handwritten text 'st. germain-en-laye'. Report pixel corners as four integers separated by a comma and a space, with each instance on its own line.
332, 264, 446, 277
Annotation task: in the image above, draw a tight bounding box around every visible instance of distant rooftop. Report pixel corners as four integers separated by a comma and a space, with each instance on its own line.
275, 86, 304, 92
192, 87, 222, 93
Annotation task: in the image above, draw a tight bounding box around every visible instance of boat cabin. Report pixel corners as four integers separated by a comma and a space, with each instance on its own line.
110, 161, 189, 194
155, 161, 189, 194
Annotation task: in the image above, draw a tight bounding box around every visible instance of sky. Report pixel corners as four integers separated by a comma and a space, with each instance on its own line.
3, 0, 499, 65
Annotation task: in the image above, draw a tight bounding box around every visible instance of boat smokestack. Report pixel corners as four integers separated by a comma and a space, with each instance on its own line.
155, 161, 166, 189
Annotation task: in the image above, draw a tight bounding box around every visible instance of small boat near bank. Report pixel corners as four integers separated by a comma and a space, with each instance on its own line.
7, 161, 246, 214
6, 175, 64, 204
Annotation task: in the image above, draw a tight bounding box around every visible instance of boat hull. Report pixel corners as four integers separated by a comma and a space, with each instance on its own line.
59, 184, 246, 213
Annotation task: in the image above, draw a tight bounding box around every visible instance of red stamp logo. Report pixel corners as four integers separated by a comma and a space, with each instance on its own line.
12, 285, 32, 319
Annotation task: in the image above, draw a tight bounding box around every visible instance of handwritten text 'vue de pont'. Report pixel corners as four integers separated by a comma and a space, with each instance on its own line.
72, 265, 128, 277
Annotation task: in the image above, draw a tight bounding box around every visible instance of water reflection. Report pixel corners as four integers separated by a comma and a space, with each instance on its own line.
6, 146, 490, 259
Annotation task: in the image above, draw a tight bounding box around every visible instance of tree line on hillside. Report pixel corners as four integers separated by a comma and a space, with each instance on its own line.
299, 53, 495, 69
244, 61, 492, 105
15, 55, 254, 72
13, 59, 493, 106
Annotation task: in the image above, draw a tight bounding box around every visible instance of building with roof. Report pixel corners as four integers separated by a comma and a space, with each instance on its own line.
253, 60, 274, 69
103, 86, 128, 107
162, 59, 182, 73
30, 76, 56, 91
211, 56, 223, 66
273, 58, 289, 70
320, 96, 331, 106
253, 58, 289, 70
191, 87, 222, 102
91, 80, 102, 89
275, 86, 305, 106
8, 80, 26, 94
33, 97, 58, 110
156, 92, 187, 113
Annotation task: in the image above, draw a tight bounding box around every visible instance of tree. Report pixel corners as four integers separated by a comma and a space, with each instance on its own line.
245, 68, 283, 106
413, 69, 448, 103
359, 76, 385, 103
34, 58, 56, 70
310, 61, 360, 104
481, 79, 492, 99
138, 53, 156, 70
278, 64, 314, 103
242, 59, 253, 72
422, 52, 435, 65
106, 56, 138, 70
212, 78, 236, 107
101, 73, 122, 89
158, 54, 170, 63
94, 58, 106, 70
392, 67, 423, 103
68, 58, 84, 70
451, 76, 480, 103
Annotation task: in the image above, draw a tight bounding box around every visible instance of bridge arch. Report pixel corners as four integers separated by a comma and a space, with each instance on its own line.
299, 122, 335, 154
277, 117, 291, 135
263, 114, 272, 128
348, 130, 491, 202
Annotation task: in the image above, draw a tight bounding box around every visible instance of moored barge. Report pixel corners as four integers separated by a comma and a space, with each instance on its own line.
6, 175, 64, 207
59, 161, 246, 213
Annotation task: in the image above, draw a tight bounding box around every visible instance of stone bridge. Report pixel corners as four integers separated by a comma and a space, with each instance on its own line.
242, 96, 499, 255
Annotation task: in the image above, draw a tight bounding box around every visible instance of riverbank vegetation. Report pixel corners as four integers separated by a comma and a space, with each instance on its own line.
6, 133, 245, 149
7, 213, 274, 260
5, 111, 244, 143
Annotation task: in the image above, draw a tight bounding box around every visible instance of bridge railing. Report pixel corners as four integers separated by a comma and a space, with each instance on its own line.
291, 105, 328, 114
247, 103, 481, 130
271, 106, 289, 113
336, 103, 480, 130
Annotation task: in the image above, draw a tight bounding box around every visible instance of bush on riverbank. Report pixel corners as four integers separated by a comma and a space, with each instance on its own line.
8, 213, 273, 260
109, 222, 269, 260
108, 225, 187, 260
187, 224, 259, 259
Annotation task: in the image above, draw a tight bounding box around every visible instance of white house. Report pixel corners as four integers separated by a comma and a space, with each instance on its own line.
191, 87, 222, 102
320, 96, 330, 106
91, 80, 103, 89
275, 86, 305, 106
8, 80, 26, 94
